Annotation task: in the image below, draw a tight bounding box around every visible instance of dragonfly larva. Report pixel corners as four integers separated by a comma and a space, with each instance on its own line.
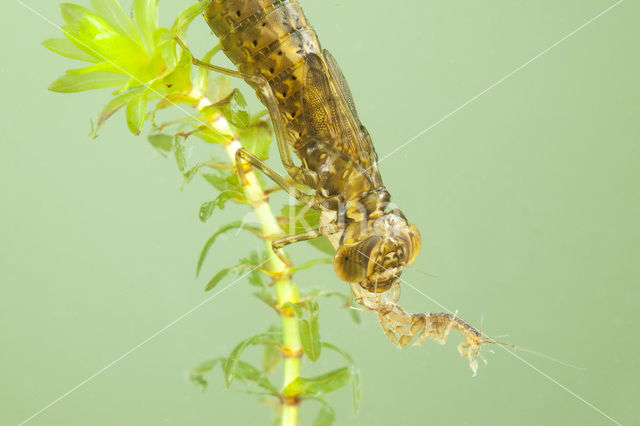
188, 0, 501, 373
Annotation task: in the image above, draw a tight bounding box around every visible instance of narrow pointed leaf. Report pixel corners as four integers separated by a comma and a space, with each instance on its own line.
201, 171, 239, 192
154, 28, 177, 70
189, 357, 223, 390
239, 120, 272, 160
297, 301, 321, 362
263, 343, 280, 373
225, 331, 282, 387
212, 89, 250, 129
62, 14, 147, 73
125, 92, 147, 135
60, 3, 92, 26
161, 48, 193, 94
240, 251, 267, 288
311, 399, 336, 426
205, 74, 231, 104
252, 288, 277, 307
309, 237, 335, 255
95, 86, 146, 130
299, 317, 321, 362
147, 134, 173, 157
182, 163, 204, 185
204, 267, 233, 291
232, 359, 278, 393
66, 61, 121, 74
173, 134, 187, 172
282, 367, 350, 397
48, 71, 129, 93
193, 126, 232, 145
194, 44, 221, 93
43, 38, 98, 63
323, 342, 361, 414
349, 308, 361, 324
198, 191, 243, 222
198, 200, 216, 222
313, 291, 360, 324
288, 258, 332, 273
281, 203, 334, 254
196, 221, 243, 277
90, 0, 138, 41
132, 0, 158, 55
280, 203, 321, 233
171, 0, 212, 36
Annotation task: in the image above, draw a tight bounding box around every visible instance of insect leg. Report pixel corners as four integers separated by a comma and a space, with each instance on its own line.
174, 38, 299, 177
271, 229, 322, 266
235, 147, 319, 209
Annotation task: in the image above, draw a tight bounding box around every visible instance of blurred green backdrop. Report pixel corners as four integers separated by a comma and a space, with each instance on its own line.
2, 0, 638, 425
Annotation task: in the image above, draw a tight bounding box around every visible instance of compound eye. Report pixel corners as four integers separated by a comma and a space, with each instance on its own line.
333, 236, 381, 283
405, 225, 421, 265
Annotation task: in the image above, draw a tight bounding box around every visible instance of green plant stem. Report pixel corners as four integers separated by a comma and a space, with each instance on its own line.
196, 89, 302, 425
222, 142, 302, 426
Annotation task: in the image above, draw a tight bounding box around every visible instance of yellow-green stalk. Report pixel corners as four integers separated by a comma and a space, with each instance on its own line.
197, 93, 303, 425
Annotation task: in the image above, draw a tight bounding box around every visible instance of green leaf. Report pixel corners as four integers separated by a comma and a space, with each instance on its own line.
297, 300, 321, 362
65, 61, 121, 74
225, 331, 282, 388
247, 269, 264, 288
311, 398, 336, 426
43, 38, 99, 63
60, 3, 92, 26
182, 163, 204, 185
263, 343, 281, 373
308, 237, 335, 255
239, 250, 267, 288
95, 86, 146, 130
154, 28, 177, 71
194, 44, 221, 94
196, 221, 243, 277
89, 0, 138, 42
189, 357, 223, 390
198, 191, 243, 222
349, 307, 361, 324
204, 266, 233, 291
252, 287, 277, 307
280, 203, 321, 233
173, 134, 187, 172
272, 406, 283, 426
305, 290, 361, 324
205, 74, 231, 104
132, 0, 158, 55
239, 120, 272, 160
147, 134, 173, 157
213, 89, 251, 129
201, 170, 240, 192
161, 47, 193, 94
279, 203, 333, 254
171, 0, 212, 36
288, 258, 332, 273
125, 92, 147, 135
193, 126, 232, 145
62, 11, 148, 75
48, 71, 129, 93
232, 359, 278, 393
282, 367, 350, 397
323, 342, 361, 414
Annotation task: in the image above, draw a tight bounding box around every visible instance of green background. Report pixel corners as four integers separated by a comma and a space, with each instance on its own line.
2, 0, 638, 425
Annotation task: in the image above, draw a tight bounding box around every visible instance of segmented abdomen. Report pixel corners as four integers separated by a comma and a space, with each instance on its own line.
204, 0, 320, 148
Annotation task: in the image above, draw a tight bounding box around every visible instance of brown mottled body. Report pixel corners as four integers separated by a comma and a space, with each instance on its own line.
200, 0, 495, 373
204, 0, 380, 205
205, 0, 318, 146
